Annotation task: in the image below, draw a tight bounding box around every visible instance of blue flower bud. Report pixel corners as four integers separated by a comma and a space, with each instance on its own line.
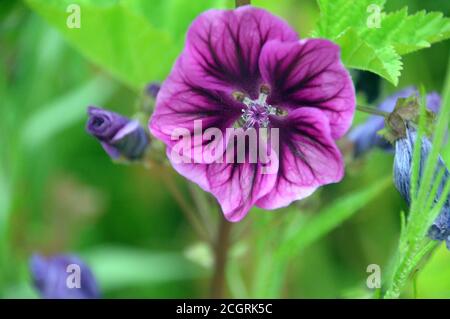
393, 128, 450, 247
347, 116, 391, 158
348, 87, 441, 158
426, 92, 441, 114
30, 254, 100, 299
86, 106, 149, 160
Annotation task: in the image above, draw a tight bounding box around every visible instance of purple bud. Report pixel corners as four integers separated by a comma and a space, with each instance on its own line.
145, 82, 161, 99
426, 92, 441, 114
348, 87, 441, 158
393, 128, 450, 247
30, 254, 100, 299
347, 116, 391, 158
86, 106, 149, 160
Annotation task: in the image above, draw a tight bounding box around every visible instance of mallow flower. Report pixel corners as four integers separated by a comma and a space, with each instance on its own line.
393, 127, 450, 248
30, 254, 100, 299
149, 6, 355, 222
348, 87, 441, 158
86, 106, 149, 160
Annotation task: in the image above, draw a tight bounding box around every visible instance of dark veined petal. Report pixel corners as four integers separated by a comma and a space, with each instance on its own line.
150, 57, 241, 161
167, 129, 278, 222
148, 7, 356, 222
182, 6, 298, 97
259, 39, 355, 139
206, 160, 277, 222
256, 108, 344, 209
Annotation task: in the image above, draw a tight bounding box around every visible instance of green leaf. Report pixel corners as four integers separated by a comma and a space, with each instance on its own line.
26, 0, 231, 91
250, 176, 391, 297
277, 176, 392, 259
383, 9, 450, 56
336, 29, 402, 85
82, 246, 202, 291
123, 0, 231, 42
314, 0, 386, 40
26, 0, 175, 90
313, 0, 450, 85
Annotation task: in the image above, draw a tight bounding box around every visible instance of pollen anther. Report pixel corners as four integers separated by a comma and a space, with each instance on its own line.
233, 89, 278, 129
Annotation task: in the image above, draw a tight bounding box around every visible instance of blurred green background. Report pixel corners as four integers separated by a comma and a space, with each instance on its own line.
0, 0, 449, 298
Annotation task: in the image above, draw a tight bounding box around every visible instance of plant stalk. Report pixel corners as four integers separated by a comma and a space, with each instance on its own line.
154, 163, 212, 243
210, 215, 233, 298
356, 104, 390, 117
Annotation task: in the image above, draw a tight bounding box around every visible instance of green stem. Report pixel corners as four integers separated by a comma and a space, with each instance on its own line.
384, 240, 438, 298
155, 164, 212, 244
210, 215, 233, 298
384, 57, 450, 299
356, 105, 390, 117
188, 183, 215, 240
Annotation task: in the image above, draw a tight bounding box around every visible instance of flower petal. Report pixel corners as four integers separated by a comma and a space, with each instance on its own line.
207, 160, 277, 222
183, 6, 298, 97
167, 130, 278, 222
256, 108, 344, 209
259, 39, 355, 139
150, 57, 241, 160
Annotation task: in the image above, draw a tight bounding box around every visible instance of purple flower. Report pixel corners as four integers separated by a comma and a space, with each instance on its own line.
86, 106, 149, 160
348, 87, 441, 158
30, 254, 100, 299
393, 128, 450, 248
149, 6, 355, 222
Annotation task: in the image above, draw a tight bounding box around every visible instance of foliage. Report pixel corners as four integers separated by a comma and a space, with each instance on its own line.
313, 0, 450, 85
0, 0, 449, 299
383, 65, 450, 299
26, 0, 231, 90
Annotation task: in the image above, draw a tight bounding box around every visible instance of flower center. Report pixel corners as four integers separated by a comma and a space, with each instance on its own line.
92, 116, 105, 128
241, 99, 276, 129
233, 85, 281, 129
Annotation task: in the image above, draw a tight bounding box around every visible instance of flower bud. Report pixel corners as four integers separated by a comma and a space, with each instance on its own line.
30, 254, 100, 299
393, 128, 450, 247
86, 106, 149, 160
426, 92, 441, 114
348, 88, 441, 158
